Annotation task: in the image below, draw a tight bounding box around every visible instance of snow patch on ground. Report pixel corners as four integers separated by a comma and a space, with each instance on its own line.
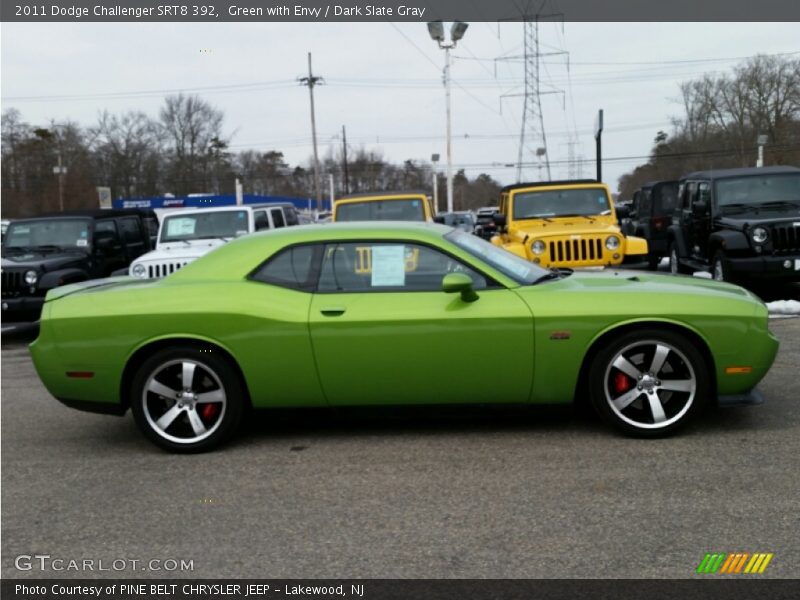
692, 271, 712, 279
767, 300, 800, 315
659, 257, 670, 267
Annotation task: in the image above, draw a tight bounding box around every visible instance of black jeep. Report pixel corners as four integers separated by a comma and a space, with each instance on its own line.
668, 166, 800, 284
1, 209, 155, 321
628, 180, 680, 270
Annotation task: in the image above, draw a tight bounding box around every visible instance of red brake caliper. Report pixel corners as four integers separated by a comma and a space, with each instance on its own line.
613, 371, 632, 394
200, 403, 219, 421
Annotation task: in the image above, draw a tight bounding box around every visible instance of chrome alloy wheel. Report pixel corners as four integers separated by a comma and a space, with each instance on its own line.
142, 359, 227, 444
670, 248, 679, 275
603, 340, 697, 430
713, 258, 725, 281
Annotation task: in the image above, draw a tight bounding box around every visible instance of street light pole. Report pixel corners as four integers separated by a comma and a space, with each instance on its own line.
428, 21, 468, 215
299, 52, 323, 210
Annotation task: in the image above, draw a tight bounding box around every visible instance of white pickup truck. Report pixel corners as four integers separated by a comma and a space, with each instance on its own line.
128, 203, 300, 279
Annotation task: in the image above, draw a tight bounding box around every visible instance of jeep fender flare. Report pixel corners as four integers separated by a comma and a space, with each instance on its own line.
709, 230, 749, 254
500, 240, 529, 260
38, 268, 88, 290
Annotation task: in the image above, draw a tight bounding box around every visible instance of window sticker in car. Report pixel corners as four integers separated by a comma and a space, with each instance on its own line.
371, 245, 406, 287
166, 218, 196, 236
76, 239, 88, 247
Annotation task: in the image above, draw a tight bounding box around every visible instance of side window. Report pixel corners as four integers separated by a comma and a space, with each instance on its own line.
683, 182, 697, 210
283, 207, 299, 226
118, 217, 142, 243
94, 220, 120, 244
254, 211, 269, 231
640, 190, 652, 216
250, 244, 321, 291
317, 242, 488, 293
697, 182, 711, 206
271, 208, 286, 228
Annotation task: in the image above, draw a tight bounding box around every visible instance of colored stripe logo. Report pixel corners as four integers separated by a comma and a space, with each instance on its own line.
697, 552, 773, 574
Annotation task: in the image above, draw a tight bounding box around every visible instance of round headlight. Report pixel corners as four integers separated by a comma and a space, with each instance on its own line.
131, 263, 147, 278
752, 227, 768, 244
532, 240, 546, 255
24, 270, 38, 285
605, 236, 620, 251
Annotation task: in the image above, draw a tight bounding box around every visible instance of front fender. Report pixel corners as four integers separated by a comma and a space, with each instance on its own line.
500, 241, 529, 259
624, 235, 648, 256
38, 268, 87, 290
710, 229, 749, 252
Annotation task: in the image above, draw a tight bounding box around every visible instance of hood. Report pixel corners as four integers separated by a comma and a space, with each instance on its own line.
44, 276, 155, 302
1, 249, 87, 271
135, 241, 224, 263
511, 215, 620, 239
717, 210, 800, 230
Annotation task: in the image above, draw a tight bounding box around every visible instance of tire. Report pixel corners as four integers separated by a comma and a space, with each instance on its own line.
711, 251, 734, 283
130, 345, 245, 452
669, 242, 691, 275
588, 329, 709, 438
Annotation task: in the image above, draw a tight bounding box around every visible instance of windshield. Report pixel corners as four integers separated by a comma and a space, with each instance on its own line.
716, 174, 800, 207
336, 198, 426, 222
445, 230, 549, 285
441, 213, 475, 227
3, 218, 91, 250
512, 188, 611, 219
160, 210, 249, 243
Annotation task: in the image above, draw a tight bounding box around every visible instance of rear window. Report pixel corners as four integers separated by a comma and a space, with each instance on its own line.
250, 245, 320, 291
654, 183, 679, 214
336, 199, 426, 222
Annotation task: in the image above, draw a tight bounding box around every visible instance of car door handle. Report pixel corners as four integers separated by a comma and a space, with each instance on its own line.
320, 307, 346, 317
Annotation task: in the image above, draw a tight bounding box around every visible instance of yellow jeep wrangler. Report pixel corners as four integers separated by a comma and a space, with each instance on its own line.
332, 191, 435, 223
491, 180, 648, 269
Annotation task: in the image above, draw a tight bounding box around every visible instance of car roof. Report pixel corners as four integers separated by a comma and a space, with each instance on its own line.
337, 190, 431, 201
681, 165, 800, 181
501, 179, 600, 193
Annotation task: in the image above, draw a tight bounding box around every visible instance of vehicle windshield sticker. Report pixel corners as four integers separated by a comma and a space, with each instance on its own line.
371, 245, 406, 287
412, 200, 420, 207
76, 239, 88, 247
166, 218, 196, 236
80, 230, 88, 237
598, 196, 606, 204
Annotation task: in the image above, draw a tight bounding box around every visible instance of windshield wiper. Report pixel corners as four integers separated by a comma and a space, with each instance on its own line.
533, 270, 564, 284
760, 200, 800, 209
557, 213, 595, 221
721, 203, 762, 213
194, 236, 232, 242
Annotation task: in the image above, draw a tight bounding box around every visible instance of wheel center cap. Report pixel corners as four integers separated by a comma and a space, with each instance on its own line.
180, 391, 196, 404
641, 375, 656, 392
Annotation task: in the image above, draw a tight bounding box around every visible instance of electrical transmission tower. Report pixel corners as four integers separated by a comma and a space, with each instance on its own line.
497, 2, 566, 182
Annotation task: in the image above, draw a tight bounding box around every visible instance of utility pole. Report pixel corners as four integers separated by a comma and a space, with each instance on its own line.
594, 109, 604, 182
299, 52, 323, 210
342, 125, 350, 195
53, 151, 67, 212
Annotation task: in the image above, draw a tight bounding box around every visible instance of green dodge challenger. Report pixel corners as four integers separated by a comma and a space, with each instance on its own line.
30, 222, 778, 452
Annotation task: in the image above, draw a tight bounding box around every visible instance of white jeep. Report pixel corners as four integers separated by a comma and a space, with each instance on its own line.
129, 204, 299, 279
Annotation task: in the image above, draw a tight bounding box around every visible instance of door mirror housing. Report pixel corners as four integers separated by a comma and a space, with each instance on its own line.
615, 205, 630, 219
433, 215, 446, 224
492, 213, 507, 229
442, 272, 478, 303
692, 200, 708, 215
93, 236, 114, 252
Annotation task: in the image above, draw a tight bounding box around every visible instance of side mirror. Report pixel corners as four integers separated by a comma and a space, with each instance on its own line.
692, 200, 708, 215
492, 213, 507, 228
442, 272, 478, 303
433, 215, 446, 224
94, 236, 114, 251
615, 205, 630, 219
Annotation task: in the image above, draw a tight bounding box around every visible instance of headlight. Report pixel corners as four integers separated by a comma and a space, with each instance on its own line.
752, 227, 768, 244
131, 263, 147, 278
605, 236, 620, 251
24, 270, 38, 285
532, 240, 546, 255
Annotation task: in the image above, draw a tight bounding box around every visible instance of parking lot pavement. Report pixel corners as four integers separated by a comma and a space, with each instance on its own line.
2, 319, 799, 580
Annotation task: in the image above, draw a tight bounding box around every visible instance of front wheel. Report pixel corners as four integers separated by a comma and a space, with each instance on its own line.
669, 242, 691, 275
130, 346, 245, 452
712, 251, 735, 283
588, 329, 709, 437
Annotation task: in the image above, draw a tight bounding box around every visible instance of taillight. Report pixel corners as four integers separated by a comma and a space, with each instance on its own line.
651, 217, 667, 231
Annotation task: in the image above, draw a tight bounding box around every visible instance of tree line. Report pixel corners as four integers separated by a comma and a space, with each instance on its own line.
618, 54, 800, 199
1, 94, 502, 218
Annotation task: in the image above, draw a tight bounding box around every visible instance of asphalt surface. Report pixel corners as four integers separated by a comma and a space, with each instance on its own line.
1, 319, 799, 580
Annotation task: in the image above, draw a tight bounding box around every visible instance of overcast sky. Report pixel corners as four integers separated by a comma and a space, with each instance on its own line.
2, 22, 798, 195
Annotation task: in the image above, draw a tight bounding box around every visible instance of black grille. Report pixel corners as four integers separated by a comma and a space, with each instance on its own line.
771, 224, 800, 254
147, 262, 188, 278
548, 238, 604, 264
2, 270, 25, 295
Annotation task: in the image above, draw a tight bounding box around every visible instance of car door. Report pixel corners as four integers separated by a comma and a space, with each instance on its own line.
93, 219, 125, 275
118, 216, 147, 261
690, 181, 713, 262
676, 181, 696, 257
308, 240, 534, 406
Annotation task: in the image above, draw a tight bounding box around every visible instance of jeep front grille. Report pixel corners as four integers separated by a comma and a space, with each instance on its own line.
770, 224, 800, 254
147, 262, 188, 278
549, 238, 605, 265
1, 270, 25, 295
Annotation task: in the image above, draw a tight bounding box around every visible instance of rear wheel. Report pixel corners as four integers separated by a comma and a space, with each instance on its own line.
589, 329, 709, 437
669, 242, 691, 275
130, 346, 245, 452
